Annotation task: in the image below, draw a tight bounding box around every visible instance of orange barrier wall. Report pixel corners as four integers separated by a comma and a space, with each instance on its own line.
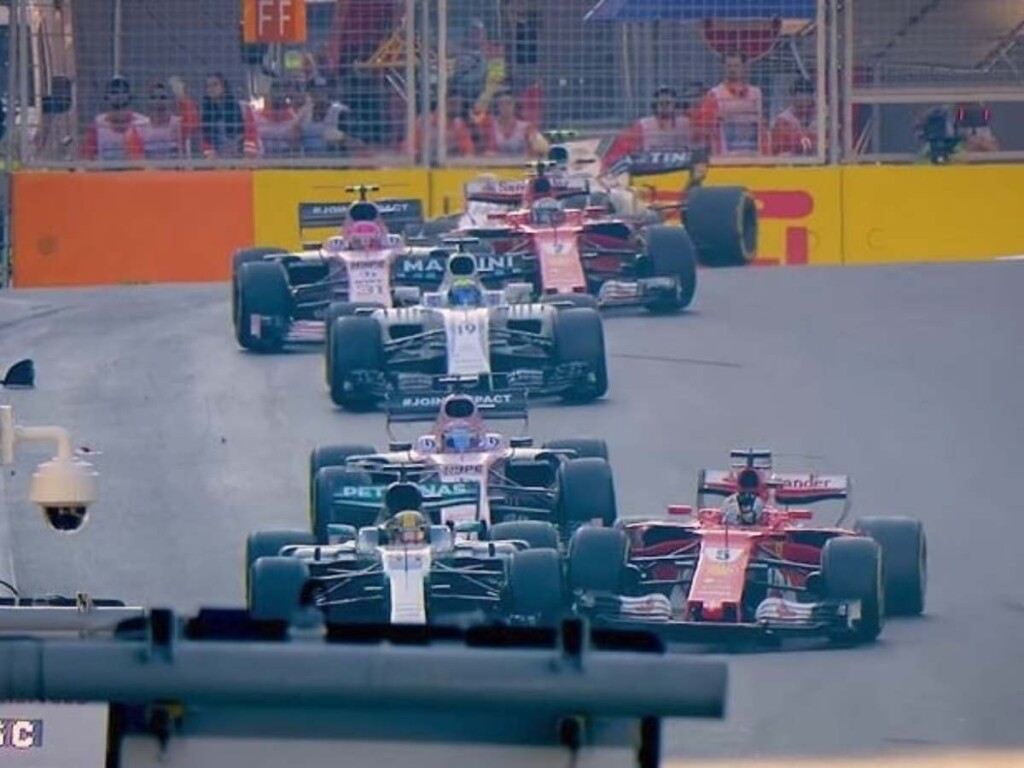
11, 171, 253, 287
11, 164, 1024, 287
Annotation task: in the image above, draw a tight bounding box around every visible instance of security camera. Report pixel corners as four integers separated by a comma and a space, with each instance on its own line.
0, 404, 99, 534
30, 455, 99, 533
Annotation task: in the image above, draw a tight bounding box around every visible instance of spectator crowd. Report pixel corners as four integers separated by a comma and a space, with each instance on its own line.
38, 12, 1001, 166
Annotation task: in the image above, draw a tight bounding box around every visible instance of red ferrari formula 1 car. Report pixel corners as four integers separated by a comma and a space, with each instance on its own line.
432, 162, 699, 314
566, 449, 927, 646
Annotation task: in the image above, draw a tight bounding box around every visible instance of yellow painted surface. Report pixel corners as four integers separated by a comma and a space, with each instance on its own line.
252, 168, 431, 250
637, 166, 844, 266
841, 164, 1024, 264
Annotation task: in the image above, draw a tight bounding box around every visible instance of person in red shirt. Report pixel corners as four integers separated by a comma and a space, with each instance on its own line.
770, 78, 817, 156
81, 76, 148, 161
691, 53, 767, 157
602, 85, 694, 172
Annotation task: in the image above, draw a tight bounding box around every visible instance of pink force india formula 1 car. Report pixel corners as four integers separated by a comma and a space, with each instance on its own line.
231, 184, 458, 353
567, 449, 927, 646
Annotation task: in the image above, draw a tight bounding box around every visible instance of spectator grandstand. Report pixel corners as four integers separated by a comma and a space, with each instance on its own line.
1, 0, 1023, 168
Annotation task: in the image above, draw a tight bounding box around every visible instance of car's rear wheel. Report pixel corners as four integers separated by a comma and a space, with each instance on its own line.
685, 186, 758, 267
854, 516, 927, 616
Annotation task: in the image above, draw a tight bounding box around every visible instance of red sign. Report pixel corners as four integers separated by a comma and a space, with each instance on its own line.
243, 0, 307, 44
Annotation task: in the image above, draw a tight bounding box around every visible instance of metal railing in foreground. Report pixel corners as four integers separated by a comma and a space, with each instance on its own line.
0, 606, 728, 768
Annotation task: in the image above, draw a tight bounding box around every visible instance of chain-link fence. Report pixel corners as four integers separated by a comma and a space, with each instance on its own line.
843, 0, 1024, 161
10, 0, 420, 168
435, 0, 827, 166
3, 0, 1023, 169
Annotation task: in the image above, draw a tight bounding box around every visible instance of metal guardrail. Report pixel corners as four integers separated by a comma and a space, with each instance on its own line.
0, 607, 728, 767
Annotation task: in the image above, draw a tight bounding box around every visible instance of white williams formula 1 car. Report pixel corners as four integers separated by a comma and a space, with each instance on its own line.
325, 242, 609, 411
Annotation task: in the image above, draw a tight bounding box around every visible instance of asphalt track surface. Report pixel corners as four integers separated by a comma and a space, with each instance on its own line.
2, 262, 1023, 762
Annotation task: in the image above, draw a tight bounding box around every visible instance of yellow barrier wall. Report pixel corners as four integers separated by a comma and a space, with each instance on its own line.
635, 166, 843, 266
252, 169, 431, 250
841, 164, 1024, 264
11, 164, 1024, 287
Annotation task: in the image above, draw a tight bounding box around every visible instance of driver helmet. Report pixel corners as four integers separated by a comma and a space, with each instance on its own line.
729, 468, 765, 525
388, 509, 429, 545
447, 277, 483, 308
442, 422, 484, 453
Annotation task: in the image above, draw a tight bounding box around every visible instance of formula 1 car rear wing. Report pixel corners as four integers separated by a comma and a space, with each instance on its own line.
297, 198, 426, 249
0, 609, 727, 768
697, 468, 853, 522
385, 385, 529, 425
464, 175, 591, 206
605, 148, 710, 179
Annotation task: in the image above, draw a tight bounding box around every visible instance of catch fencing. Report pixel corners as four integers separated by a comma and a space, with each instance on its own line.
2, 0, 1023, 170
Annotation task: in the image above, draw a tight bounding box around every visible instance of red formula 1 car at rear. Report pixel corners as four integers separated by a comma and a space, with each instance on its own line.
566, 449, 927, 646
436, 164, 698, 314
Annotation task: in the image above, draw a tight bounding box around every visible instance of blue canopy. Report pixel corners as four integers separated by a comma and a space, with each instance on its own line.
584, 0, 818, 22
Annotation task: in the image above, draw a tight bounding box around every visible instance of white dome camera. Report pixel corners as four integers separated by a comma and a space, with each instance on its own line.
29, 454, 99, 533
0, 398, 99, 534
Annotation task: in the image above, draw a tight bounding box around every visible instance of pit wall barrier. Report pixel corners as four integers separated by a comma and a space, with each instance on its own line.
10, 164, 1024, 288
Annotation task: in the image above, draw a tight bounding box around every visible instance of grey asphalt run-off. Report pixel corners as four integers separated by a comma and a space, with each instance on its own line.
1, 262, 1023, 761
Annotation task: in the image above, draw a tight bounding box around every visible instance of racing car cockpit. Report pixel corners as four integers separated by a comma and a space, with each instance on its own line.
425, 394, 493, 455
385, 509, 431, 546
530, 197, 567, 226
447, 277, 485, 308
721, 467, 767, 526
344, 220, 388, 251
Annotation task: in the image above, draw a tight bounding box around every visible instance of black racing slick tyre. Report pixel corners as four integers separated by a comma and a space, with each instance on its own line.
854, 516, 927, 617
245, 530, 316, 598
324, 302, 384, 384
642, 225, 698, 313
552, 307, 608, 402
232, 246, 288, 275
567, 526, 629, 594
505, 548, 567, 620
821, 536, 884, 643
235, 261, 292, 352
328, 316, 384, 411
248, 556, 311, 622
308, 444, 377, 512
555, 457, 618, 530
685, 186, 758, 267
541, 438, 610, 461
489, 520, 560, 550
231, 246, 288, 326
